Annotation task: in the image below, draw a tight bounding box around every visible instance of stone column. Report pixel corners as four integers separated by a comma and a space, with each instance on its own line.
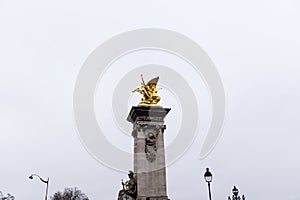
127, 106, 171, 200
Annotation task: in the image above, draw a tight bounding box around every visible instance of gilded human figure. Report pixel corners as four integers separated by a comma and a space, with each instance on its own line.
132, 75, 161, 106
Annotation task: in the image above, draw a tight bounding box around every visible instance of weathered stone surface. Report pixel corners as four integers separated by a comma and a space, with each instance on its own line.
127, 106, 171, 200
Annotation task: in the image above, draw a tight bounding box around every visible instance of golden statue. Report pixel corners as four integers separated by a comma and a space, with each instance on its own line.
132, 75, 161, 106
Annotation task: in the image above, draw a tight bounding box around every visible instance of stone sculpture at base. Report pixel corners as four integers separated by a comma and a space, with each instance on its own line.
118, 171, 137, 200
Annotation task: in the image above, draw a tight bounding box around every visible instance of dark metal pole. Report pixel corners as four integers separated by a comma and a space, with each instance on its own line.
207, 181, 212, 200
29, 174, 49, 200
45, 177, 49, 200
204, 168, 212, 200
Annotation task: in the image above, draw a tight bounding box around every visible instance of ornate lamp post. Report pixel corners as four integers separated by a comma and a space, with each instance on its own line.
228, 186, 245, 200
204, 168, 213, 200
29, 174, 49, 200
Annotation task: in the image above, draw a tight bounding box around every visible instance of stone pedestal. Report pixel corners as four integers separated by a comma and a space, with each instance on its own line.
127, 106, 171, 200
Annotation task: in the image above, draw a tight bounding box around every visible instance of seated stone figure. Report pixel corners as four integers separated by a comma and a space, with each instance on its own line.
118, 171, 137, 200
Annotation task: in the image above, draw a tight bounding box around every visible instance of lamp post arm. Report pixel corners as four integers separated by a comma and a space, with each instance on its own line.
29, 174, 49, 200
30, 174, 49, 183
40, 177, 48, 184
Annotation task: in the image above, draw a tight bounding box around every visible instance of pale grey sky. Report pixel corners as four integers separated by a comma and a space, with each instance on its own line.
1, 0, 300, 199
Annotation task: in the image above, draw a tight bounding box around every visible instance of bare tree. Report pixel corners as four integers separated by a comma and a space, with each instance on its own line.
51, 187, 89, 200
0, 191, 15, 200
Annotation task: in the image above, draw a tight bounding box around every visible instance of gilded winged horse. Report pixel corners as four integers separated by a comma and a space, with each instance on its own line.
132, 75, 161, 106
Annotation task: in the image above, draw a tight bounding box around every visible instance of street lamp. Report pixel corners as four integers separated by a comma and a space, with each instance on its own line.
228, 186, 245, 200
204, 168, 213, 200
29, 174, 49, 200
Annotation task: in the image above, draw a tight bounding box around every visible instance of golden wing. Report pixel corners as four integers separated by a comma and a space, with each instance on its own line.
147, 76, 159, 86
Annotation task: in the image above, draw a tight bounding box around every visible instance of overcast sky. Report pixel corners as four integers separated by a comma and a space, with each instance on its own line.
1, 0, 300, 199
